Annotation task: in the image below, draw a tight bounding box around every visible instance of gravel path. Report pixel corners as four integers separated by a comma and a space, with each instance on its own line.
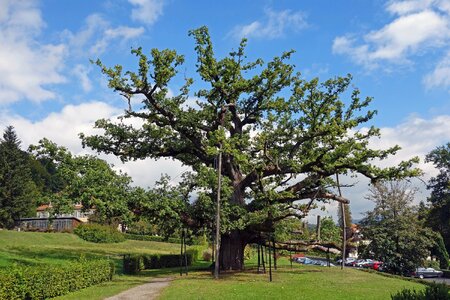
105, 277, 173, 300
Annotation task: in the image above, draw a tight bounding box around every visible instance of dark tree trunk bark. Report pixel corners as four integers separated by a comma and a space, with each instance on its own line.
219, 230, 246, 270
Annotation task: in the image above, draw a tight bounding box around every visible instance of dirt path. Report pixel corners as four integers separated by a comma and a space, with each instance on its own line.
104, 277, 173, 300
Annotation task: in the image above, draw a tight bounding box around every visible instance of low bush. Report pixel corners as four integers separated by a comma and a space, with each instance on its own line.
123, 255, 144, 275
391, 283, 449, 300
442, 269, 450, 278
124, 233, 180, 243
124, 233, 203, 245
186, 248, 199, 262
0, 258, 113, 300
202, 249, 212, 261
143, 254, 193, 269
124, 253, 194, 272
423, 259, 440, 270
74, 223, 125, 243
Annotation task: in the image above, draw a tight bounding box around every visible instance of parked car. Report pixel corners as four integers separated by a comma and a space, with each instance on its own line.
296, 257, 316, 265
313, 260, 335, 267
345, 258, 356, 266
359, 259, 376, 269
372, 261, 383, 271
351, 259, 371, 268
412, 267, 443, 279
336, 258, 356, 266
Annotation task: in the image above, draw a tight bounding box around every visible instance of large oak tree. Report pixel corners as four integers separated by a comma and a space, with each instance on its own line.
81, 27, 419, 270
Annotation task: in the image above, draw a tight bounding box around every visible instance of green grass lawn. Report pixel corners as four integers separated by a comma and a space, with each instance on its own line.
0, 230, 184, 268
0, 230, 205, 299
158, 258, 426, 300
0, 231, 428, 299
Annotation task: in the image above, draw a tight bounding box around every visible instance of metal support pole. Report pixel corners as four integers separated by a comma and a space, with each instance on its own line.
336, 173, 346, 270
214, 141, 223, 279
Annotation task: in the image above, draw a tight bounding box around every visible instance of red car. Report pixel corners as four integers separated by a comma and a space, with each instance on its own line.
372, 261, 383, 271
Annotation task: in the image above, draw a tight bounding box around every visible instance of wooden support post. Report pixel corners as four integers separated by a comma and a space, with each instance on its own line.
268, 244, 272, 282
273, 237, 277, 271
257, 243, 261, 273
180, 230, 183, 276
327, 247, 330, 267
184, 229, 188, 275
261, 244, 266, 273
290, 249, 293, 269
316, 215, 321, 241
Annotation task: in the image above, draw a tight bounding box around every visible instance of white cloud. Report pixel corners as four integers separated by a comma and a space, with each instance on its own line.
0, 101, 186, 187
90, 26, 144, 55
386, 0, 434, 15
230, 7, 308, 40
423, 51, 450, 89
63, 14, 144, 56
0, 102, 120, 153
310, 114, 450, 222
353, 115, 450, 218
128, 0, 165, 25
333, 1, 450, 73
0, 0, 66, 104
72, 64, 92, 93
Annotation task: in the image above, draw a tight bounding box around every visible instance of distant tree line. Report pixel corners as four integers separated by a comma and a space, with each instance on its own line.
359, 143, 450, 275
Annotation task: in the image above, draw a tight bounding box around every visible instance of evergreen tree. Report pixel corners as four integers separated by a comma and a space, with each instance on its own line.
0, 126, 38, 228
425, 143, 450, 251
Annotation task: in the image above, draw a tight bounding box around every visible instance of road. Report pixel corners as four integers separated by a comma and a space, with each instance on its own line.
422, 277, 450, 285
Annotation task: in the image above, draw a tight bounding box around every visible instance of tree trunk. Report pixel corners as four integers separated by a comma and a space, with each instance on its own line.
219, 230, 246, 270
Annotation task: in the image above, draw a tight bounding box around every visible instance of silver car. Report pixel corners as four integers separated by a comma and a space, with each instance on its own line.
413, 267, 443, 279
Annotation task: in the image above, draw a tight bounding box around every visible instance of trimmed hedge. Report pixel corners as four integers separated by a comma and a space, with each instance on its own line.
123, 255, 144, 275
74, 223, 125, 243
0, 258, 114, 300
441, 269, 450, 278
391, 282, 449, 299
124, 233, 204, 246
123, 251, 198, 274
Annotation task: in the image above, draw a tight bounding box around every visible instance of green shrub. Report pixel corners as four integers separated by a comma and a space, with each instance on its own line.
124, 233, 202, 245
423, 259, 440, 269
0, 258, 113, 300
202, 249, 212, 261
125, 253, 194, 272
441, 269, 450, 278
74, 223, 125, 243
391, 283, 449, 300
186, 248, 199, 262
143, 254, 193, 269
123, 255, 143, 274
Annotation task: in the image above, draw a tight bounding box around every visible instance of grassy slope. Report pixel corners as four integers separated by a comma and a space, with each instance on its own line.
0, 230, 182, 267
0, 230, 204, 299
159, 258, 425, 300
0, 232, 427, 299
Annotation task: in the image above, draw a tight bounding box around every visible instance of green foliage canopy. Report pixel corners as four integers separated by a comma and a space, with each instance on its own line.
81, 27, 420, 249
29, 138, 135, 226
425, 143, 450, 252
361, 181, 436, 275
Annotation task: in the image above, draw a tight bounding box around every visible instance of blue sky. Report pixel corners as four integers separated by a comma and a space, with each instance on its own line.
1, 0, 450, 219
